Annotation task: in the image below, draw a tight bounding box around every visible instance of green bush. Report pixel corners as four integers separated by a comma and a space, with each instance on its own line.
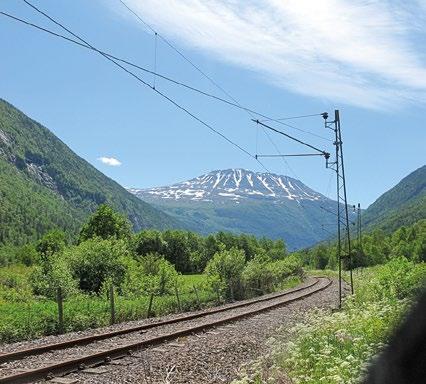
242, 254, 303, 296
122, 253, 179, 296
205, 247, 246, 300
30, 257, 77, 299
242, 254, 275, 294
66, 238, 129, 293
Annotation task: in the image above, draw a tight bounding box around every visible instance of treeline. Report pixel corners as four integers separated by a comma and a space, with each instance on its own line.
297, 219, 426, 270
0, 204, 302, 302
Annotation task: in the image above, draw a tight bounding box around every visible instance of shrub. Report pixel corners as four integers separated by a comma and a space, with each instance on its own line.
30, 256, 77, 299
36, 230, 66, 258
205, 247, 246, 300
122, 253, 179, 296
242, 254, 274, 294
66, 238, 129, 293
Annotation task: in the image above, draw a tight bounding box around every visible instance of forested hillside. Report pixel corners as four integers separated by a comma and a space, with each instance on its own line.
0, 99, 177, 245
363, 165, 426, 232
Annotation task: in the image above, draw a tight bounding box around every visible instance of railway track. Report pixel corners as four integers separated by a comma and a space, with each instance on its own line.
0, 277, 331, 384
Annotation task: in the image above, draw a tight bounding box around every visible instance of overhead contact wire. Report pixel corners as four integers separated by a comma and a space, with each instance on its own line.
7, 5, 261, 169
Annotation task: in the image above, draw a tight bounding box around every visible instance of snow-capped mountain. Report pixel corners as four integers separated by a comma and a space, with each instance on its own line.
129, 169, 327, 204
128, 169, 338, 250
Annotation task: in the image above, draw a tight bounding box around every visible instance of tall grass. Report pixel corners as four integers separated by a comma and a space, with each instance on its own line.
0, 271, 216, 343
234, 258, 426, 384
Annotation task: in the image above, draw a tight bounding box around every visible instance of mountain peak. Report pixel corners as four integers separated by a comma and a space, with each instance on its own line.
129, 168, 325, 203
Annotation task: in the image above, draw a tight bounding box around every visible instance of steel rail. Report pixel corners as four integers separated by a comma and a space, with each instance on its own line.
0, 278, 331, 384
0, 278, 321, 364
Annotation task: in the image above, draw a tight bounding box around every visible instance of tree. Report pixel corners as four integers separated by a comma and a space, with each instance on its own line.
79, 204, 132, 242
162, 230, 192, 272
36, 230, 66, 258
132, 230, 166, 256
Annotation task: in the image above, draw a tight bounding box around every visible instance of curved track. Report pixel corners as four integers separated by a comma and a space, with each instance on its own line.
0, 277, 331, 384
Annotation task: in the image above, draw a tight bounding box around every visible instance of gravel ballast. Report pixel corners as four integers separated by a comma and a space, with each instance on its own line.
35, 278, 340, 384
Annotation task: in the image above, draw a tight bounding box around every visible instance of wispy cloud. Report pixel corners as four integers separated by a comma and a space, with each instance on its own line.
115, 0, 426, 109
98, 156, 122, 166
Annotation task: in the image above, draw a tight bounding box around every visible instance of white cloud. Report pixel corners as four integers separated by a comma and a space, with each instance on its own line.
115, 0, 426, 109
98, 156, 122, 166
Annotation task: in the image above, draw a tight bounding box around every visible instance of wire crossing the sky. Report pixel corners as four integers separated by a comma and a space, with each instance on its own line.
119, 0, 331, 143
3, 1, 333, 177
6, 3, 269, 172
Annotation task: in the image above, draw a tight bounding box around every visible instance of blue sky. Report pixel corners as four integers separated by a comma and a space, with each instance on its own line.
1, 0, 425, 207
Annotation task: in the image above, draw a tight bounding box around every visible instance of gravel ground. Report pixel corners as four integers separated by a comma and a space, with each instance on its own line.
0, 278, 325, 379
0, 278, 341, 383
43, 278, 340, 384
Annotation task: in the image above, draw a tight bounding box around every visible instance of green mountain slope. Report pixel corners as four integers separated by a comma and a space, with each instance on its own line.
363, 165, 426, 232
147, 198, 337, 251
0, 99, 176, 245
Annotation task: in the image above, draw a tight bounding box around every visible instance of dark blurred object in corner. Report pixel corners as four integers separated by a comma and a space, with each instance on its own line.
364, 289, 426, 384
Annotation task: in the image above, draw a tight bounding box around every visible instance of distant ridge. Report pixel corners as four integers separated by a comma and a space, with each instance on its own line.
129, 168, 342, 250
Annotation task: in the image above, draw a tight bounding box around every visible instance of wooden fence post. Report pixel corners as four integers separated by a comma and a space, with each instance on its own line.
215, 286, 221, 305
56, 287, 64, 334
147, 293, 154, 318
193, 285, 201, 309
109, 284, 116, 325
175, 284, 181, 312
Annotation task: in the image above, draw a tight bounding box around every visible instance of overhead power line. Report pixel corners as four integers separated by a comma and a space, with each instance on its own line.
118, 0, 331, 142
6, 4, 268, 171
118, 0, 244, 114
2, 7, 329, 144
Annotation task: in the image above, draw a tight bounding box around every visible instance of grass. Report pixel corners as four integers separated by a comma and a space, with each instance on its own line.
0, 271, 216, 343
233, 258, 426, 384
0, 268, 301, 344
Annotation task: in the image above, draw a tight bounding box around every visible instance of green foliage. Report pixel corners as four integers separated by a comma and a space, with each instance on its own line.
363, 165, 426, 233
356, 257, 426, 302
242, 254, 304, 296
0, 244, 38, 267
132, 229, 288, 273
205, 247, 246, 300
0, 265, 34, 303
79, 204, 132, 242
242, 254, 275, 294
36, 229, 66, 257
123, 253, 179, 296
132, 229, 166, 256
14, 244, 39, 266
66, 238, 129, 293
30, 258, 77, 299
301, 219, 426, 270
